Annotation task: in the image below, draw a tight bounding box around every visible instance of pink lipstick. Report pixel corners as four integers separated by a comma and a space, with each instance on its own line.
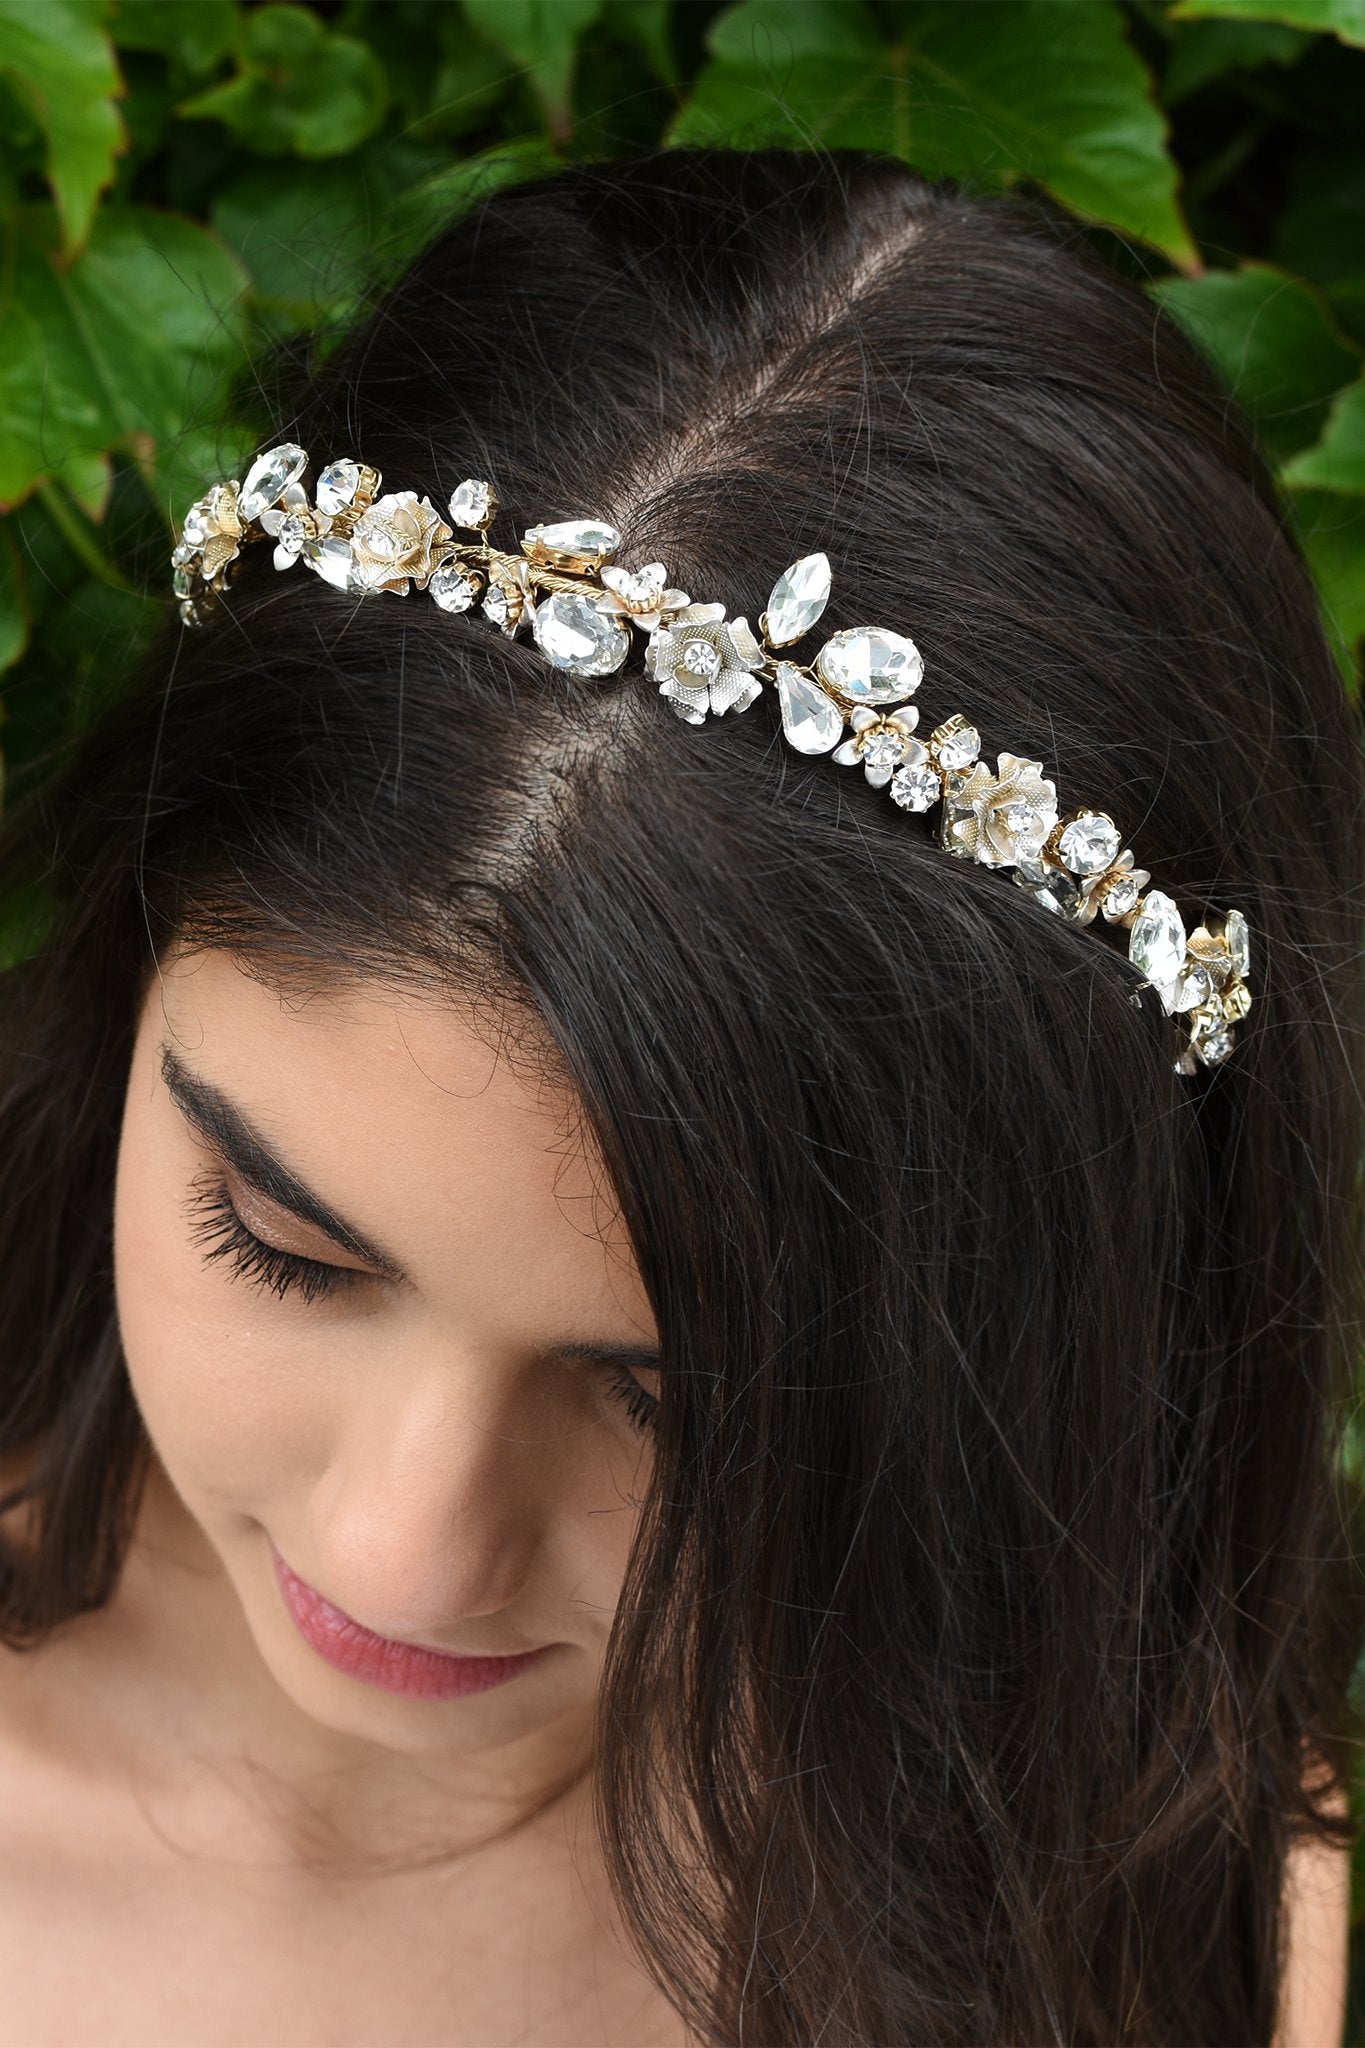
270, 1542, 550, 1699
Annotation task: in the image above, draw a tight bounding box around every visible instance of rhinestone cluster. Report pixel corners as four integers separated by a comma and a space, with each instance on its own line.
172, 447, 1254, 1075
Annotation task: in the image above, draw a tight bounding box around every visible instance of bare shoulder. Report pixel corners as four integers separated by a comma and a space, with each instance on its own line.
1273, 1765, 1353, 2048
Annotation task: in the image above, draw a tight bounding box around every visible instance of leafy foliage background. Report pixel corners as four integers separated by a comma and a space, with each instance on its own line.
2, 0, 1365, 2027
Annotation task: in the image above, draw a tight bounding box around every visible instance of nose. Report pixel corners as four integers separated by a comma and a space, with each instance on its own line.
304, 1348, 550, 1643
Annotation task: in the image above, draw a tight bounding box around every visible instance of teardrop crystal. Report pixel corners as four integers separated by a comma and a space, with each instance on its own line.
530, 591, 631, 676
762, 554, 831, 647
814, 627, 923, 705
775, 663, 844, 755
239, 443, 307, 523
303, 536, 358, 591
521, 519, 620, 568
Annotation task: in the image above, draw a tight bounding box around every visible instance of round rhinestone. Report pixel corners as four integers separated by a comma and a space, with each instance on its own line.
937, 724, 980, 770
1102, 875, 1140, 920
429, 565, 476, 613
889, 763, 941, 812
681, 639, 721, 679
1057, 811, 1121, 876
861, 730, 906, 772
276, 513, 308, 556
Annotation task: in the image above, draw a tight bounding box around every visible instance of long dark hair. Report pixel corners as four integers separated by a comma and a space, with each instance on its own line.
1, 146, 1362, 2046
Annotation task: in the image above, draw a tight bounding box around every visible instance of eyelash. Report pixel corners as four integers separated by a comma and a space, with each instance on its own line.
182, 1174, 660, 1434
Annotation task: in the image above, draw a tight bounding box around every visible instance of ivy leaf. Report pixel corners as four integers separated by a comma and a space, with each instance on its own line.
1169, 0, 1365, 49
1282, 377, 1365, 492
601, 0, 679, 87
672, 0, 1196, 268
1291, 489, 1365, 693
110, 0, 239, 75
458, 0, 603, 131
0, 207, 250, 517
0, 0, 126, 253
1162, 18, 1310, 101
1152, 263, 1362, 464
179, 4, 388, 158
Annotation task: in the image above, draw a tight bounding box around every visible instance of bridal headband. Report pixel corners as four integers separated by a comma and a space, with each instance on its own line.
171, 443, 1253, 1075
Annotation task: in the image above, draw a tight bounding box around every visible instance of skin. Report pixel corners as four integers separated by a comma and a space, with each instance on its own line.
106, 941, 662, 1875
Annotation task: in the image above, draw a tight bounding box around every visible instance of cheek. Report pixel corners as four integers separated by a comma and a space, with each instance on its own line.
112, 1126, 323, 1516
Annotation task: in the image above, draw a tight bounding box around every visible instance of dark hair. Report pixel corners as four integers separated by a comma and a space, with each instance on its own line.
1, 146, 1362, 2046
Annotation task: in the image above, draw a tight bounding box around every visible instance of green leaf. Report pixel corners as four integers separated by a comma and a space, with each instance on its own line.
0, 206, 251, 517
378, 138, 565, 271
1152, 263, 1362, 464
179, 3, 388, 157
601, 0, 679, 86
671, 0, 1196, 268
1163, 17, 1310, 101
1170, 0, 1365, 48
0, 0, 126, 252
459, 0, 603, 128
111, 0, 239, 74
705, 0, 883, 61
0, 525, 30, 676
1282, 377, 1365, 491
211, 137, 450, 337
1291, 489, 1365, 693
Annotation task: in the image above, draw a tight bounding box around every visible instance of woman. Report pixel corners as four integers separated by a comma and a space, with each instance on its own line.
0, 147, 1359, 2046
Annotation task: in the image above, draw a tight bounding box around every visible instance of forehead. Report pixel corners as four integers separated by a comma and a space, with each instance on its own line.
137, 947, 651, 1333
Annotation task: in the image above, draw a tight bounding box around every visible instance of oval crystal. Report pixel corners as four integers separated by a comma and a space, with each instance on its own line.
814, 627, 923, 704
530, 591, 631, 676
521, 519, 621, 569
775, 663, 844, 755
239, 443, 307, 523
762, 554, 831, 647
1129, 890, 1187, 1012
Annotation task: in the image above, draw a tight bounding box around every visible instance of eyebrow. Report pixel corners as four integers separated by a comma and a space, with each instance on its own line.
157, 1041, 663, 1375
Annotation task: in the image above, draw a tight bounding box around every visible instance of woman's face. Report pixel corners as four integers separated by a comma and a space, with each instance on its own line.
112, 944, 660, 1781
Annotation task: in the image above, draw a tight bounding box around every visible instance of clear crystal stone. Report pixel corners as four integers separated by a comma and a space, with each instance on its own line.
1004, 801, 1037, 837
775, 663, 844, 754
1224, 908, 1249, 982
861, 731, 905, 772
1058, 811, 1121, 876
484, 586, 511, 627
1196, 1027, 1234, 1065
172, 540, 194, 566
763, 553, 831, 646
889, 763, 941, 812
276, 513, 308, 556
316, 459, 361, 515
522, 519, 620, 564
937, 724, 979, 770
531, 592, 631, 676
1102, 874, 1141, 920
1015, 858, 1081, 917
239, 443, 307, 523
182, 506, 207, 546
178, 599, 198, 625
814, 626, 923, 704
1173, 965, 1213, 1012
1129, 890, 1187, 1011
172, 568, 191, 598
303, 536, 357, 591
449, 479, 494, 529
429, 564, 476, 613
681, 639, 721, 679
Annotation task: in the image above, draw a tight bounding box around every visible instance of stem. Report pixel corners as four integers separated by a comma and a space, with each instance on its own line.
36, 480, 137, 596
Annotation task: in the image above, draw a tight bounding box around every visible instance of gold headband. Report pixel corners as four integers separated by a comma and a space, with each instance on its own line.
171, 443, 1253, 1075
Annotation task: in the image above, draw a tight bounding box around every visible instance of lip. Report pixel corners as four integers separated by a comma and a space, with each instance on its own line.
269, 1542, 550, 1700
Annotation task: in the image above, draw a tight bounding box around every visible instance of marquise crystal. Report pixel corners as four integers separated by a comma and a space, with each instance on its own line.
239, 443, 307, 524
762, 554, 831, 647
